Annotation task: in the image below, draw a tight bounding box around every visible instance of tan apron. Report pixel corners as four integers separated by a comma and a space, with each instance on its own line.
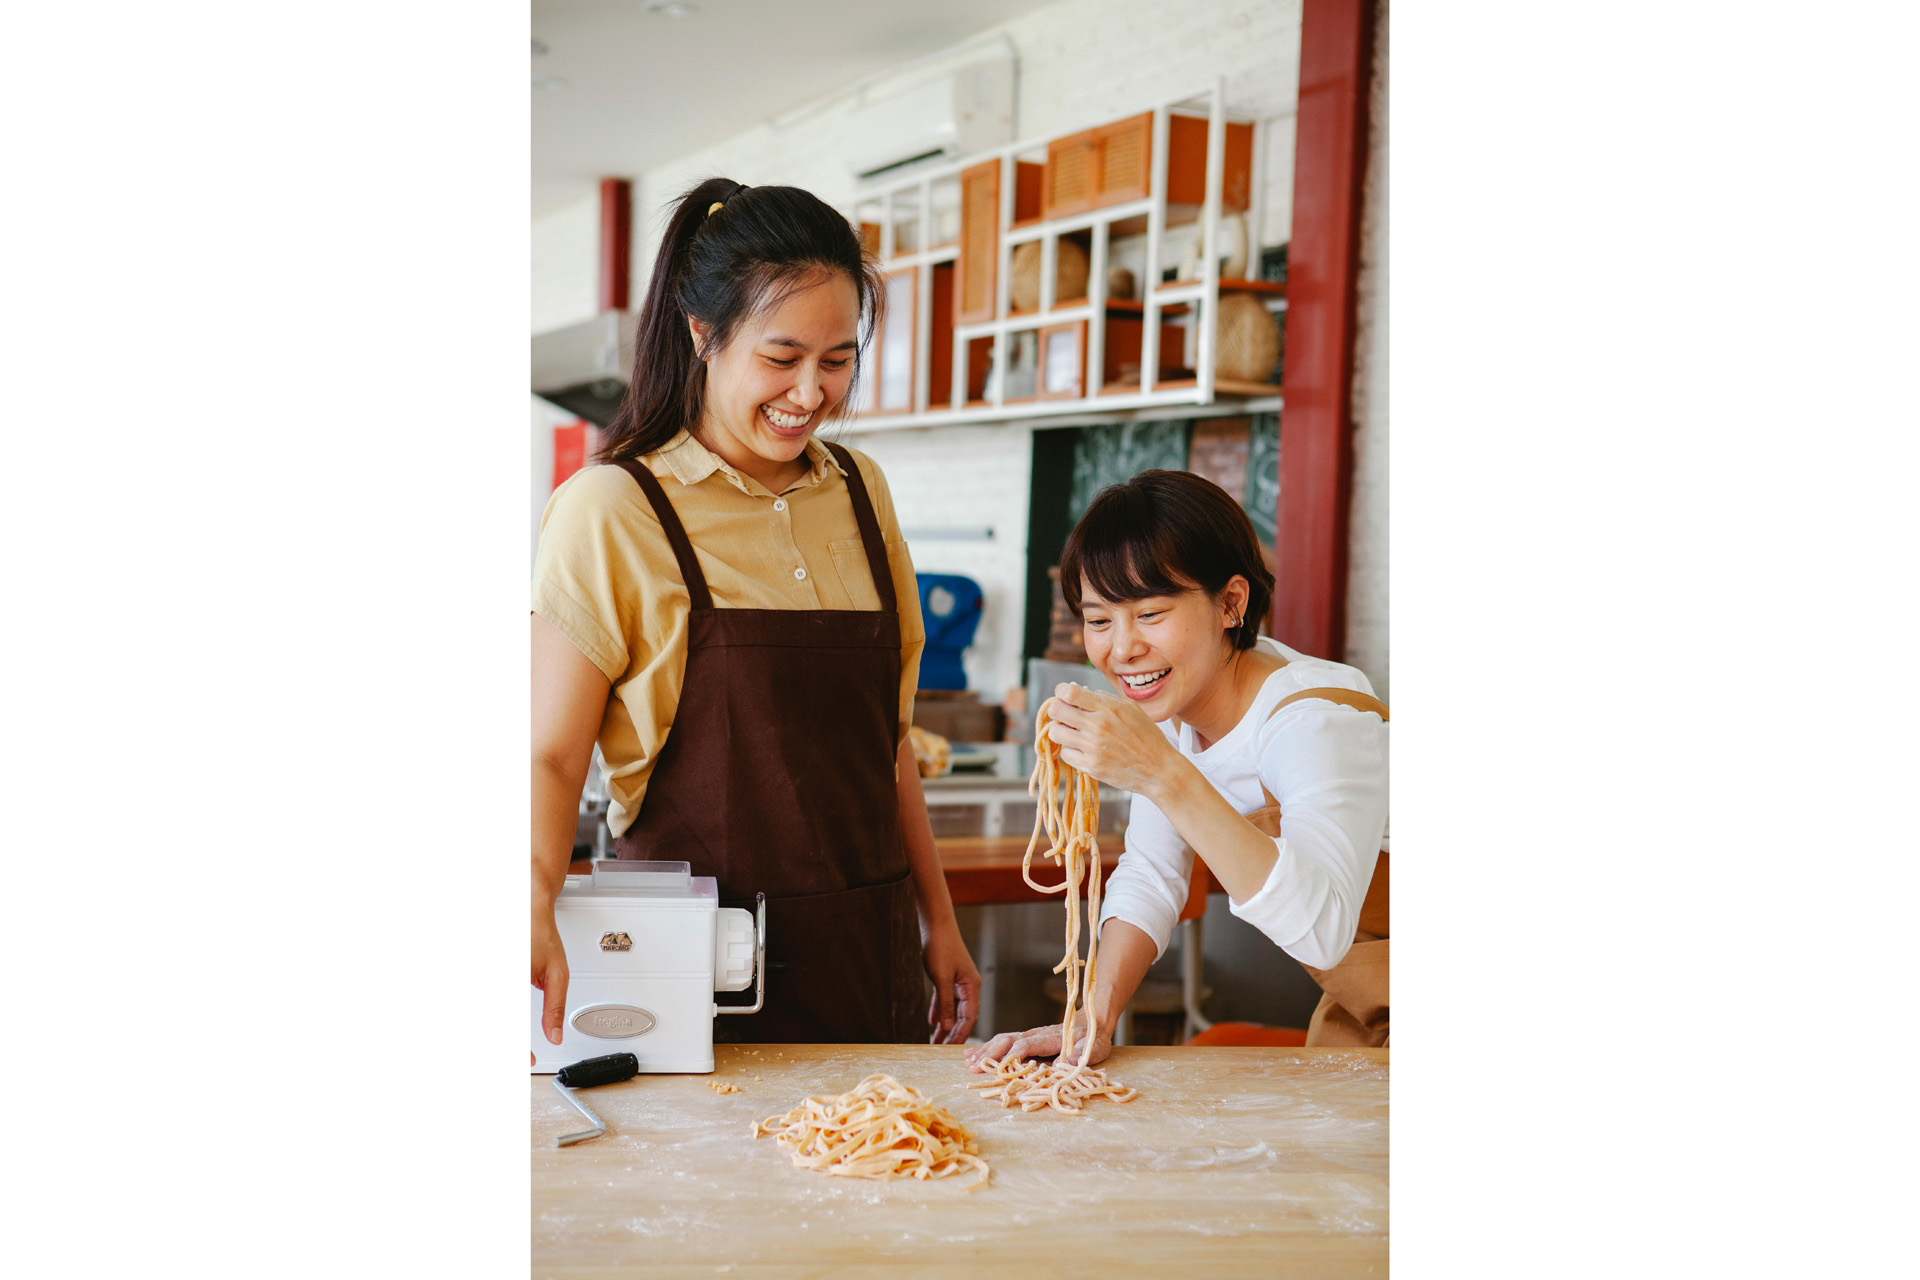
1243, 686, 1390, 1047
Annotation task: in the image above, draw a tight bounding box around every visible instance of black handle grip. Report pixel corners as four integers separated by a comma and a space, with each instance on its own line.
557, 1052, 640, 1088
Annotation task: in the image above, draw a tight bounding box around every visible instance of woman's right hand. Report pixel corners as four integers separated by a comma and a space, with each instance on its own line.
963, 1020, 1112, 1072
532, 906, 569, 1046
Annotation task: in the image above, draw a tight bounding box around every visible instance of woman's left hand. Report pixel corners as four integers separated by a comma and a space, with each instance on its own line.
921, 921, 981, 1045
1045, 682, 1182, 799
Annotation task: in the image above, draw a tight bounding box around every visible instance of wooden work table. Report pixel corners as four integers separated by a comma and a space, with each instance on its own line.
533, 1043, 1387, 1277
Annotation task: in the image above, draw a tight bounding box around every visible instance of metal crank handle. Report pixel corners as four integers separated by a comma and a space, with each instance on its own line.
716, 892, 768, 1016
553, 1052, 640, 1147
553, 1079, 607, 1147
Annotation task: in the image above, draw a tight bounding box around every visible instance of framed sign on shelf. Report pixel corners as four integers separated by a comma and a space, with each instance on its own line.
869, 268, 917, 415
1037, 322, 1087, 400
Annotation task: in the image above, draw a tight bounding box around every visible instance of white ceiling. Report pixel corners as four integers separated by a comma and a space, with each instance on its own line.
532, 0, 1058, 217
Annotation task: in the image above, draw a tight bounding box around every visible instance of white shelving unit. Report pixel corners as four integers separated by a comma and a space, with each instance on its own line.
845, 76, 1284, 435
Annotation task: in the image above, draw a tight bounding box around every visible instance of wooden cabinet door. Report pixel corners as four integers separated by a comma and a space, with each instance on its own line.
956, 160, 1000, 325
1094, 112, 1154, 207
928, 261, 955, 408
1043, 130, 1099, 220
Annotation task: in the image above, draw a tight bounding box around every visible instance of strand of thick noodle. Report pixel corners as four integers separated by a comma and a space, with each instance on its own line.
970, 696, 1137, 1115
751, 1074, 990, 1190
969, 1053, 1138, 1113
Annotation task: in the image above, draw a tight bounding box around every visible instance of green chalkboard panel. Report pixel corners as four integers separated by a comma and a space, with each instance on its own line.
1068, 420, 1194, 521
1024, 427, 1082, 664
1245, 411, 1279, 546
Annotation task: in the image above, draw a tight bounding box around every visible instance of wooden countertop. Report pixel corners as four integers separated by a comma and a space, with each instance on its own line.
533, 1043, 1387, 1278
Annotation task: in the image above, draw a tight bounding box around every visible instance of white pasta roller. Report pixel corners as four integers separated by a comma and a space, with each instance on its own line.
531, 860, 765, 1075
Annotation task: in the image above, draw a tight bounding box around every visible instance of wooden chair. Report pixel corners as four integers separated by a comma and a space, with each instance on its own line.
1185, 1022, 1309, 1046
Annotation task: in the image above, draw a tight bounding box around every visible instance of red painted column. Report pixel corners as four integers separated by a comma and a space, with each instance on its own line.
598, 178, 632, 313
1274, 0, 1374, 659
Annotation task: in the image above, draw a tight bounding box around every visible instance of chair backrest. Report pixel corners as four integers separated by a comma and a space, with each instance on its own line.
1179, 856, 1213, 923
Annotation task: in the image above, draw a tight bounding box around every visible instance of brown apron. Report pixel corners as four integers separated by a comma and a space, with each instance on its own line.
610, 442, 924, 1044
1244, 686, 1390, 1048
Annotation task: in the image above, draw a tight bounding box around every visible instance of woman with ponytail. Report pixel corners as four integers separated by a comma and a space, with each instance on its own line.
531, 179, 979, 1048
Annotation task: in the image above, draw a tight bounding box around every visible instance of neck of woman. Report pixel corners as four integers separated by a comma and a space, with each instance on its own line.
1181, 645, 1285, 752
694, 421, 811, 493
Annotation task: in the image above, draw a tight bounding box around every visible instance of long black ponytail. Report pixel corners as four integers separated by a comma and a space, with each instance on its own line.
597, 178, 882, 465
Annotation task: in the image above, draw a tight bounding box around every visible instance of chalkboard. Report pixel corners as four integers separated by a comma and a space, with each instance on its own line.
1067, 420, 1193, 521
1245, 411, 1279, 547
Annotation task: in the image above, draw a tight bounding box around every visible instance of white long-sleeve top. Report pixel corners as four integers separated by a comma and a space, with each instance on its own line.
1097, 638, 1389, 971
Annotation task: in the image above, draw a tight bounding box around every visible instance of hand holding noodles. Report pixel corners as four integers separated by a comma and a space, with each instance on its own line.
964, 694, 1138, 1115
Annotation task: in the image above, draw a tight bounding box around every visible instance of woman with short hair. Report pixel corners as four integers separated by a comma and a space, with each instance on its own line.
966, 469, 1388, 1070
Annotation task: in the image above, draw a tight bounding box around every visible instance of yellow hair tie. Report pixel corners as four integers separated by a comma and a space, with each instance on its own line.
707, 201, 724, 217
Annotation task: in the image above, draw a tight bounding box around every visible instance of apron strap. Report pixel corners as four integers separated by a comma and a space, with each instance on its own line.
616, 459, 714, 612
821, 440, 896, 614
1257, 685, 1391, 809
1273, 686, 1389, 722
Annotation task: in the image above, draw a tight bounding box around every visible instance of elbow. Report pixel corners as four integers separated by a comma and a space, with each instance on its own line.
1282, 887, 1363, 971
532, 750, 571, 786
1287, 930, 1354, 972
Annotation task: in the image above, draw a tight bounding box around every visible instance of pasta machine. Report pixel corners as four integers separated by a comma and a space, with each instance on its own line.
530, 859, 765, 1075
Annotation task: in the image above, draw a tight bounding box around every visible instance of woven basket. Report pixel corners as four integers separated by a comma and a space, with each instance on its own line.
1215, 293, 1280, 383
1009, 238, 1090, 312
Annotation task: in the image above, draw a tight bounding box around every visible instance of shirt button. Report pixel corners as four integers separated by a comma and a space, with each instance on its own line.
773, 498, 787, 512
794, 567, 807, 581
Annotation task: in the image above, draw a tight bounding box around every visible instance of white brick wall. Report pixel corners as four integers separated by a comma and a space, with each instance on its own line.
531, 193, 597, 335
632, 0, 1306, 284
839, 422, 1037, 701
531, 0, 1389, 705
1346, 0, 1388, 702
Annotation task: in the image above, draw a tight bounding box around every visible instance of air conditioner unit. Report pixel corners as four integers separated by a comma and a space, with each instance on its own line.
533, 310, 638, 426
847, 56, 1014, 180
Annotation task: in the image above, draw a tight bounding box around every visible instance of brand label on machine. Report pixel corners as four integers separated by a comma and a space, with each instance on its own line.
572, 1004, 656, 1039
600, 931, 632, 951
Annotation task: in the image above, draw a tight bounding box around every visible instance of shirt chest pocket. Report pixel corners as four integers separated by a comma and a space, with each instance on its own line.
828, 536, 898, 611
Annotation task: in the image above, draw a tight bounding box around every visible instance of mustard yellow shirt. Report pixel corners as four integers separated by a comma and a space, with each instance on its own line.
534, 430, 924, 837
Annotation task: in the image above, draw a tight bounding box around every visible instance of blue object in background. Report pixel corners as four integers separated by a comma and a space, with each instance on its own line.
915, 573, 984, 691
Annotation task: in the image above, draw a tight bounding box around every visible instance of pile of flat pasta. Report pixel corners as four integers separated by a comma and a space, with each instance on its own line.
751, 1073, 990, 1189
969, 696, 1138, 1115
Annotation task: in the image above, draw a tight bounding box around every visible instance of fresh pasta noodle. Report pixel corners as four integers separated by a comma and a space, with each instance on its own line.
968, 695, 1138, 1115
970, 1054, 1138, 1112
752, 1074, 990, 1189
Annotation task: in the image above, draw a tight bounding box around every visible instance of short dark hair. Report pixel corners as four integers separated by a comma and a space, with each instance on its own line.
1058, 469, 1274, 651
597, 178, 883, 465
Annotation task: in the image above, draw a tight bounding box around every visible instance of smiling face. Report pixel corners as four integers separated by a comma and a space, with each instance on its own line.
689, 268, 861, 490
1080, 577, 1250, 723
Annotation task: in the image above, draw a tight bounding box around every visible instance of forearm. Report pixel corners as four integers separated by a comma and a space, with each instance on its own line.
1088, 919, 1158, 1040
532, 753, 586, 911
1144, 762, 1281, 904
895, 737, 960, 937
